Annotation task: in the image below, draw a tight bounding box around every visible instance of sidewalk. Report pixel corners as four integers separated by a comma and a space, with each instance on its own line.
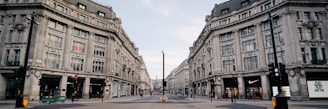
0, 95, 148, 109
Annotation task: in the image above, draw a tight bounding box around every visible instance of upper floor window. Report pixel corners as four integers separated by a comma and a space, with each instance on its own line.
304, 12, 311, 20
98, 11, 105, 17
78, 3, 86, 10
268, 51, 285, 64
8, 30, 13, 42
223, 59, 235, 72
222, 44, 235, 55
265, 31, 283, 46
23, 0, 29, 3
92, 61, 104, 73
73, 28, 88, 38
307, 28, 314, 40
12, 15, 16, 23
20, 15, 26, 22
94, 34, 108, 43
240, 26, 255, 36
94, 46, 105, 57
0, 15, 4, 23
55, 5, 64, 12
18, 31, 23, 42
298, 27, 303, 40
71, 57, 84, 71
72, 41, 85, 53
296, 12, 300, 20
48, 34, 62, 48
261, 2, 273, 11
44, 52, 60, 69
5, 50, 9, 65
48, 19, 65, 31
14, 49, 20, 66
318, 28, 323, 40
241, 0, 250, 7
79, 14, 89, 22
219, 32, 233, 41
97, 21, 106, 28
242, 39, 256, 52
244, 56, 258, 70
315, 12, 320, 20
221, 8, 229, 15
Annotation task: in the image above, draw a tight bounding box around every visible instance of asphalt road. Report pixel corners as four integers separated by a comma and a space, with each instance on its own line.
26, 94, 328, 109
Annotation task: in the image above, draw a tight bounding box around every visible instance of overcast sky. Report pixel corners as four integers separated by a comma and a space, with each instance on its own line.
93, 0, 228, 79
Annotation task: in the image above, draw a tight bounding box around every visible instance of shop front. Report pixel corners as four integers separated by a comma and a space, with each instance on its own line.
306, 72, 328, 99
244, 76, 262, 99
89, 78, 105, 98
223, 78, 238, 98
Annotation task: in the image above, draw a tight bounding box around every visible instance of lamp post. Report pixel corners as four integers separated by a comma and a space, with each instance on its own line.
161, 51, 166, 102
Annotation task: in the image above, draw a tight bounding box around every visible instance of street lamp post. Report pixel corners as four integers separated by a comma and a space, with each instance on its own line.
161, 51, 166, 102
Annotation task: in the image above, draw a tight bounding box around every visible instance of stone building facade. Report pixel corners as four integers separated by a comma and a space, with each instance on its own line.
189, 0, 328, 100
0, 0, 143, 100
170, 59, 189, 96
138, 56, 152, 94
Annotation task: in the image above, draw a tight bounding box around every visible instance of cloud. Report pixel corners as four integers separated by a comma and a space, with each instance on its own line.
168, 19, 204, 45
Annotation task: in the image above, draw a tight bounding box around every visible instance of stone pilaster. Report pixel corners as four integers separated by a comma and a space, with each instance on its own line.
237, 76, 245, 99
23, 70, 40, 100
261, 73, 270, 99
0, 75, 6, 99
82, 76, 90, 99
59, 74, 68, 96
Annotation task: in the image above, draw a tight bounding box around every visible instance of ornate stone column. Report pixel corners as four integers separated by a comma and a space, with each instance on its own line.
261, 73, 270, 99
238, 76, 245, 99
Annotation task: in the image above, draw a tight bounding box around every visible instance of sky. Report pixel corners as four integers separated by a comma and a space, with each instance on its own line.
93, 0, 228, 79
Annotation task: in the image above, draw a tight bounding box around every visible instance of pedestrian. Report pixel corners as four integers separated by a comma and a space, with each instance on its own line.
140, 91, 143, 98
71, 92, 75, 103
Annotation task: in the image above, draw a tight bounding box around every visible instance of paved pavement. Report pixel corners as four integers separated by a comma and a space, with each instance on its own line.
0, 94, 327, 109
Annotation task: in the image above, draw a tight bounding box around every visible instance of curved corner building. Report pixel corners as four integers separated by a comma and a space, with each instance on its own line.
0, 0, 142, 100
189, 0, 328, 100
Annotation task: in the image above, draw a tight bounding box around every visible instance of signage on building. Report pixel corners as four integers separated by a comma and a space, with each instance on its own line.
307, 81, 328, 98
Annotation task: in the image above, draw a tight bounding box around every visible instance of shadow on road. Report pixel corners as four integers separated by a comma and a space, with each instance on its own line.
215, 103, 267, 109
294, 105, 328, 109
33, 104, 87, 109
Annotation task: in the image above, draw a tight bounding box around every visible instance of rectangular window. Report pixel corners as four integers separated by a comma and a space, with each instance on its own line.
98, 11, 105, 17
301, 48, 306, 63
72, 41, 85, 53
97, 21, 106, 28
23, 0, 29, 3
79, 15, 89, 22
18, 31, 23, 42
242, 39, 256, 52
219, 32, 233, 41
241, 0, 250, 7
264, 2, 273, 10
317, 28, 322, 40
304, 12, 310, 20
16, 0, 19, 3
298, 28, 303, 40
315, 12, 320, 20
307, 28, 314, 40
322, 48, 326, 64
273, 17, 281, 26
265, 32, 282, 46
78, 3, 86, 10
20, 15, 26, 22
244, 56, 258, 71
296, 12, 300, 20
0, 31, 2, 42
70, 57, 84, 71
8, 30, 13, 42
5, 50, 9, 65
73, 28, 88, 38
221, 8, 229, 14
14, 50, 20, 66
263, 21, 270, 30
12, 15, 16, 23
94, 34, 108, 43
222, 44, 235, 55
268, 51, 285, 64
44, 52, 60, 69
240, 26, 255, 36
92, 61, 104, 73
223, 59, 235, 72
0, 15, 4, 23
311, 48, 317, 62
94, 46, 105, 57
48, 34, 62, 48
48, 19, 65, 31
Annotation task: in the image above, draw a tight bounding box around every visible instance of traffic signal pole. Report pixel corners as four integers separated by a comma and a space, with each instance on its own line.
269, 12, 288, 109
15, 12, 36, 108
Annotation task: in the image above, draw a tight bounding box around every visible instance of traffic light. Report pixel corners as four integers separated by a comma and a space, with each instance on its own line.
14, 66, 25, 80
268, 63, 274, 73
210, 81, 215, 97
279, 63, 289, 86
38, 79, 45, 86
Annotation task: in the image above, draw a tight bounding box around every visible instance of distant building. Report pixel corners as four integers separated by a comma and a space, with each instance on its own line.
189, 0, 328, 100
